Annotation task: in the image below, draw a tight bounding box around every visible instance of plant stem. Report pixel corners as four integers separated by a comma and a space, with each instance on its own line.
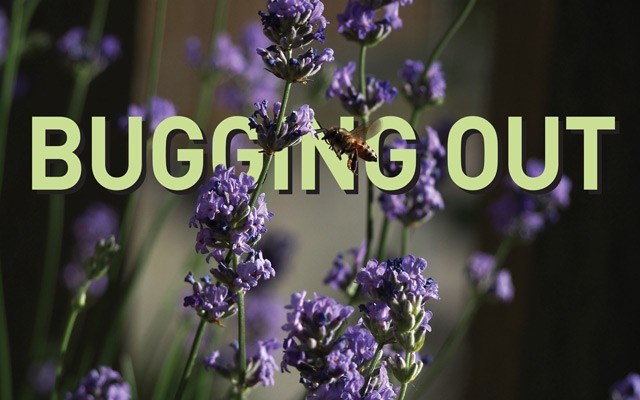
51, 282, 90, 400
360, 345, 383, 396
236, 291, 247, 397
173, 319, 207, 400
409, 106, 422, 131
358, 45, 368, 121
358, 44, 374, 265
145, 0, 169, 103
275, 80, 293, 134
0, 0, 25, 201
425, 0, 478, 71
401, 226, 410, 255
397, 383, 408, 400
193, 0, 230, 128
376, 217, 390, 261
0, 264, 12, 400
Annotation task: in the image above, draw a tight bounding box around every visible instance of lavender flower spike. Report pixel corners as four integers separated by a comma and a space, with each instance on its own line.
66, 366, 131, 400
326, 62, 397, 116
124, 96, 177, 132
257, 45, 334, 83
400, 60, 446, 109
249, 100, 317, 154
183, 272, 237, 323
205, 339, 280, 388
259, 0, 328, 50
338, 0, 407, 46
57, 27, 121, 73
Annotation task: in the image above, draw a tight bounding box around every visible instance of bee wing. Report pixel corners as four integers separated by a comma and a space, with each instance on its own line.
349, 123, 370, 141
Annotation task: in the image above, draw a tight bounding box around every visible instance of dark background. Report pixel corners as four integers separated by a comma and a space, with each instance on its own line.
1, 0, 639, 399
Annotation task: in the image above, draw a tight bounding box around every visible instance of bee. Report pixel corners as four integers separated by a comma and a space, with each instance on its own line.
317, 124, 378, 174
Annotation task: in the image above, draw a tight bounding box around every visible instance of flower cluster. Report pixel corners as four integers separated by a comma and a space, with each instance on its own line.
337, 0, 411, 46
399, 60, 446, 109
57, 27, 121, 74
490, 159, 572, 240
204, 339, 280, 389
183, 272, 237, 323
326, 62, 397, 116
258, 0, 333, 83
190, 164, 273, 263
281, 292, 354, 391
0, 9, 8, 64
610, 373, 640, 400
124, 96, 177, 132
357, 255, 438, 384
66, 366, 131, 400
62, 203, 119, 298
324, 241, 366, 292
186, 23, 283, 113
466, 252, 514, 303
248, 100, 316, 154
378, 127, 446, 227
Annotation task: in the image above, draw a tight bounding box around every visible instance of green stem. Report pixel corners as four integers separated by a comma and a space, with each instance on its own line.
358, 44, 374, 264
86, 0, 110, 47
173, 319, 207, 400
401, 226, 410, 256
193, 0, 230, 128
0, 264, 12, 400
425, 0, 478, 71
0, 0, 26, 201
360, 345, 383, 396
358, 45, 368, 122
275, 80, 293, 134
398, 383, 408, 400
145, 0, 169, 103
409, 107, 422, 131
51, 282, 90, 400
375, 217, 390, 261
236, 291, 247, 394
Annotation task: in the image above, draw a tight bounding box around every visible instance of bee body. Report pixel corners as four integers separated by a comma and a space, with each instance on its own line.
321, 127, 378, 174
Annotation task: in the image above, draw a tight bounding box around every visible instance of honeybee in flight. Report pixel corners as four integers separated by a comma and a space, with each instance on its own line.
317, 123, 378, 174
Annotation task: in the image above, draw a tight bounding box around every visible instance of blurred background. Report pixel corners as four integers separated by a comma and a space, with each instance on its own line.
1, 0, 639, 399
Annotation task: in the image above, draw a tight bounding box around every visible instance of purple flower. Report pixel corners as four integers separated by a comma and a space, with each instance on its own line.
379, 158, 444, 226
57, 27, 121, 71
326, 62, 397, 116
489, 270, 514, 303
325, 241, 366, 292
124, 96, 177, 132
259, 0, 328, 50
490, 158, 572, 240
248, 100, 317, 154
28, 360, 56, 395
257, 45, 334, 83
73, 203, 119, 260
255, 230, 296, 287
205, 339, 280, 388
0, 9, 8, 64
359, 0, 413, 8
232, 251, 275, 291
183, 272, 236, 323
214, 22, 283, 113
400, 60, 446, 108
246, 293, 287, 342
611, 373, 640, 400
338, 0, 407, 46
342, 322, 377, 365
190, 164, 273, 262
66, 366, 130, 400
466, 252, 496, 285
185, 33, 245, 75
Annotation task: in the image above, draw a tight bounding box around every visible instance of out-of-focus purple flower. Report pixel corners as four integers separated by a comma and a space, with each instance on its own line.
73, 203, 119, 260
248, 100, 317, 154
205, 339, 280, 388
338, 0, 408, 46
610, 373, 640, 400
400, 60, 446, 109
489, 270, 514, 303
255, 230, 296, 283
325, 241, 366, 292
191, 164, 273, 263
359, 0, 413, 8
66, 366, 131, 400
490, 159, 572, 240
466, 252, 495, 285
124, 96, 177, 132
257, 45, 334, 83
0, 9, 8, 64
246, 293, 286, 342
28, 360, 56, 395
57, 27, 121, 71
183, 272, 236, 323
214, 23, 283, 113
185, 34, 245, 75
326, 62, 397, 116
259, 0, 328, 50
